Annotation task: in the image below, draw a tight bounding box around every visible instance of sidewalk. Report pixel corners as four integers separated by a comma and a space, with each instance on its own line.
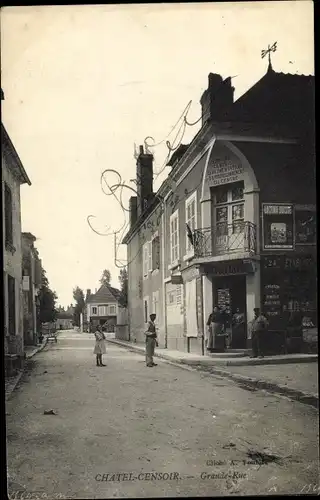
107, 338, 319, 408
5, 337, 49, 401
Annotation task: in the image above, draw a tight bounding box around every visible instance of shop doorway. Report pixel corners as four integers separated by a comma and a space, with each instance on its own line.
213, 275, 247, 349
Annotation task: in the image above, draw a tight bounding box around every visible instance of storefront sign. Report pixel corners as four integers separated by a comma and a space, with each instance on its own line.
262, 203, 294, 249
261, 254, 316, 331
284, 255, 315, 270
206, 159, 244, 187
210, 259, 255, 276
171, 274, 183, 285
262, 283, 282, 319
294, 205, 316, 245
262, 255, 315, 271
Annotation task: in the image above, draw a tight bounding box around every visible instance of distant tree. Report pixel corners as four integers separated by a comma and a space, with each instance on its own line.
118, 267, 128, 307
39, 269, 58, 323
73, 286, 85, 327
100, 269, 111, 286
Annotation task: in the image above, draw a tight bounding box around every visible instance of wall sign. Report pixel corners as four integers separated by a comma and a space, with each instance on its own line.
262, 283, 282, 319
210, 259, 255, 276
262, 255, 314, 271
262, 203, 294, 249
217, 288, 231, 315
294, 205, 316, 245
171, 274, 183, 285
206, 158, 244, 187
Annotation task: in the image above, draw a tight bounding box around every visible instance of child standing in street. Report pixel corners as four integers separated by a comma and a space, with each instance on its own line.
93, 326, 106, 366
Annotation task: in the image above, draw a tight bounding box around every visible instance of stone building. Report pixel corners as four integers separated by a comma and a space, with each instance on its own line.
123, 64, 315, 355
2, 90, 32, 374
86, 284, 124, 332
22, 232, 42, 346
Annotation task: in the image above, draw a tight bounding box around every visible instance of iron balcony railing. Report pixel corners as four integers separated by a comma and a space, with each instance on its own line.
193, 221, 257, 258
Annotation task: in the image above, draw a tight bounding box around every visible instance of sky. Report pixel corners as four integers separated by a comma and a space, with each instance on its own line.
1, 2, 314, 308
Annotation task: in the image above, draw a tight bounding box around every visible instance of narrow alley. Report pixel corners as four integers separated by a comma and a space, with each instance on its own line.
6, 330, 319, 499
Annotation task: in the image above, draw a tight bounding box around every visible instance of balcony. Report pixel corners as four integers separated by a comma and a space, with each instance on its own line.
193, 222, 257, 258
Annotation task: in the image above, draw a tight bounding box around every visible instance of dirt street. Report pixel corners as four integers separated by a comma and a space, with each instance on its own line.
6, 331, 319, 498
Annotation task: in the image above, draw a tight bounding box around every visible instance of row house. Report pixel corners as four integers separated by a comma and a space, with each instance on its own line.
22, 232, 42, 346
123, 64, 316, 355
2, 90, 32, 375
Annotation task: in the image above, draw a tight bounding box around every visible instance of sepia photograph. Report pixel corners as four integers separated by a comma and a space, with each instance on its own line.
2, 1, 318, 498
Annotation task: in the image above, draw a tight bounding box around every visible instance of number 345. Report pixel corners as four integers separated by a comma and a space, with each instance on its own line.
300, 484, 320, 494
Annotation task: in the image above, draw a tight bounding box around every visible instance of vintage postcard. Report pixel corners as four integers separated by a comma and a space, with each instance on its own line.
2, 2, 317, 498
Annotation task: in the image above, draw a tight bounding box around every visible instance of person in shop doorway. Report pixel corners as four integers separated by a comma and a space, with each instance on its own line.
93, 325, 106, 366
232, 308, 246, 349
251, 308, 269, 358
206, 306, 225, 352
144, 314, 158, 367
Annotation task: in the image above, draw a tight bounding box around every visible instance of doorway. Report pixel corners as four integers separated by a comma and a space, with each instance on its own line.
213, 275, 247, 349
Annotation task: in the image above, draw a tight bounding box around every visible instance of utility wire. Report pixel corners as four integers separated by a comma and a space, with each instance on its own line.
87, 85, 218, 268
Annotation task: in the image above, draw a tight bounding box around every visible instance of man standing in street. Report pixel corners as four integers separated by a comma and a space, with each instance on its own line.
144, 313, 158, 367
251, 308, 269, 358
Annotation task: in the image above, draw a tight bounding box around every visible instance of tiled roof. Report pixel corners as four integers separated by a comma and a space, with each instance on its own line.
86, 284, 121, 304
224, 69, 314, 126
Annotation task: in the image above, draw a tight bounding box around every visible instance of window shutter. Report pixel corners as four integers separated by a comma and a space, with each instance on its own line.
152, 236, 160, 270
143, 243, 148, 276
148, 241, 152, 271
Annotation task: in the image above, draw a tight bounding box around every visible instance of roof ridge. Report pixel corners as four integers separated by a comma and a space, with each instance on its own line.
273, 70, 314, 78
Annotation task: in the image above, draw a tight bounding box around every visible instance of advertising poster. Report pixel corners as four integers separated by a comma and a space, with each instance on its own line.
294, 205, 316, 245
262, 203, 294, 249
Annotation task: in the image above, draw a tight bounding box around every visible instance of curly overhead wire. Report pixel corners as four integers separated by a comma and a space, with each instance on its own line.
144, 100, 193, 150
87, 215, 113, 237
87, 92, 213, 269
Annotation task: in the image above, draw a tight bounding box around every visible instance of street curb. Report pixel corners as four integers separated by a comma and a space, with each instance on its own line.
25, 337, 49, 359
5, 370, 24, 401
107, 339, 319, 409
5, 338, 50, 401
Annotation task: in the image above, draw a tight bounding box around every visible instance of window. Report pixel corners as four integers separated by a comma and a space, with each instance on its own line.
170, 210, 179, 264
5, 182, 13, 247
8, 275, 16, 335
185, 191, 197, 254
92, 306, 97, 315
152, 234, 160, 271
109, 305, 116, 315
98, 306, 107, 316
213, 182, 244, 236
143, 243, 149, 277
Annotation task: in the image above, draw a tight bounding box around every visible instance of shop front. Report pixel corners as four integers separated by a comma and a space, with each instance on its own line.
261, 254, 317, 353
202, 259, 257, 351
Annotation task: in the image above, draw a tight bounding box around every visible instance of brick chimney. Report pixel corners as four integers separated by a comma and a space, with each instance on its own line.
200, 73, 235, 125
136, 145, 154, 218
86, 289, 91, 302
129, 196, 138, 228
